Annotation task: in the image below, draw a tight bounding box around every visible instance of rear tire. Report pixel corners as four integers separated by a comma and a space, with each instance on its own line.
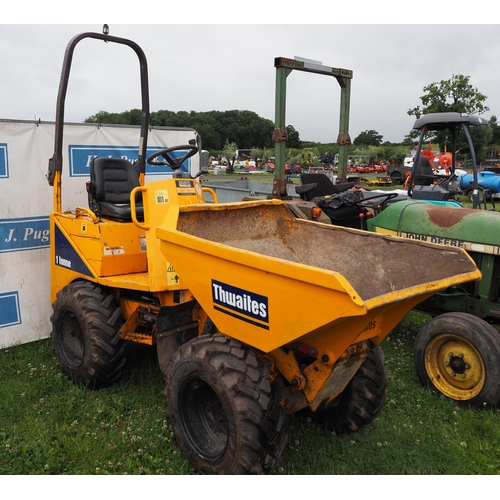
390, 171, 404, 185
306, 348, 389, 434
414, 312, 500, 407
50, 281, 126, 389
164, 334, 287, 474
467, 186, 487, 204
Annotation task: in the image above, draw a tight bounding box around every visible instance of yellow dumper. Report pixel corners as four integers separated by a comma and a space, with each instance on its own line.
50, 168, 480, 475
47, 29, 481, 475
153, 196, 480, 474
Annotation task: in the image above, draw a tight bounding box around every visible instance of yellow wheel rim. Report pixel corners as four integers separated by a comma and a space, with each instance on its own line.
425, 333, 485, 401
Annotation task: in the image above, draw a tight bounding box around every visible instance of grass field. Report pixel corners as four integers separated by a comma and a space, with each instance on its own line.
1, 311, 500, 476
1, 173, 496, 478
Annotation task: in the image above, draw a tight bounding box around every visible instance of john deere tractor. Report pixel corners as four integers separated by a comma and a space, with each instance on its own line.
368, 112, 500, 408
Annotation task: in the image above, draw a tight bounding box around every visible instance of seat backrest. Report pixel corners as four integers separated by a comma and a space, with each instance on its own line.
88, 157, 144, 221
91, 157, 140, 204
298, 173, 355, 201
413, 156, 435, 185
299, 173, 335, 199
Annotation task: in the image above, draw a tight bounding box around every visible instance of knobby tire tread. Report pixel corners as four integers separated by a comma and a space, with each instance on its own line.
51, 281, 126, 389
307, 348, 388, 435
164, 334, 287, 474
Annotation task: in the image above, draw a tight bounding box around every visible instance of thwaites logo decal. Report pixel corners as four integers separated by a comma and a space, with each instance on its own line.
212, 279, 269, 329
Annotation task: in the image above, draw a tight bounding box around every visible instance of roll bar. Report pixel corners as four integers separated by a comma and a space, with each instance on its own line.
46, 29, 150, 212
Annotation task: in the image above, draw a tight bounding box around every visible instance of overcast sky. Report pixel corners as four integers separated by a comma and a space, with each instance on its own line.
2, 13, 499, 146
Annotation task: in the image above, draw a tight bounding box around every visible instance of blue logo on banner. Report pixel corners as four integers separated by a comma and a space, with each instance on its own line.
0, 216, 50, 253
68, 144, 191, 177
0, 291, 21, 327
0, 143, 8, 178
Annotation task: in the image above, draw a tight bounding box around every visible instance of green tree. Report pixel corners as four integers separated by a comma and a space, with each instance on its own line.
192, 123, 221, 150
149, 109, 177, 127
406, 74, 490, 159
286, 125, 301, 148
221, 140, 238, 173
354, 130, 383, 147
250, 148, 263, 163
122, 109, 143, 125
488, 115, 500, 145
85, 110, 126, 124
407, 74, 489, 119
85, 109, 276, 151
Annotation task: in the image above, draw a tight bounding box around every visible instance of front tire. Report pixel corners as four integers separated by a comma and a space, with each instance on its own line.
414, 313, 500, 407
50, 281, 126, 388
164, 334, 287, 474
306, 348, 389, 434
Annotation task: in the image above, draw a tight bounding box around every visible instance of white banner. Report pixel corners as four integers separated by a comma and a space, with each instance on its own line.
0, 120, 200, 348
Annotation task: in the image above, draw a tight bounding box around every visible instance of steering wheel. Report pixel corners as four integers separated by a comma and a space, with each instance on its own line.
355, 192, 399, 208
147, 144, 199, 171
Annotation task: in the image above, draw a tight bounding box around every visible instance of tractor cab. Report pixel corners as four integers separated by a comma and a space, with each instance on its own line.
408, 112, 489, 207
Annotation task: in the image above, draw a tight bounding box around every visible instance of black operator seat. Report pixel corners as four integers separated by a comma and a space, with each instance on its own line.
87, 157, 144, 222
412, 156, 436, 186
296, 173, 355, 201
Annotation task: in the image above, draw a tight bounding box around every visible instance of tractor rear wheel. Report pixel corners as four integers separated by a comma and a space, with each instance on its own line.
164, 334, 287, 474
467, 186, 484, 203
306, 348, 388, 434
50, 281, 126, 389
414, 312, 500, 407
390, 171, 404, 185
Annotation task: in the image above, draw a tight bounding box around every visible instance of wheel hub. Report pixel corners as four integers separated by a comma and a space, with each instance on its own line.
425, 334, 485, 400
440, 345, 476, 382
447, 353, 467, 375
59, 311, 84, 368
179, 377, 229, 461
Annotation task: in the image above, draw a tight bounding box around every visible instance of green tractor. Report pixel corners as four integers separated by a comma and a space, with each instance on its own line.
297, 112, 500, 408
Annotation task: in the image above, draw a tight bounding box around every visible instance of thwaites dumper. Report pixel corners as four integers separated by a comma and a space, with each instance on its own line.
297, 113, 500, 408
47, 32, 482, 474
